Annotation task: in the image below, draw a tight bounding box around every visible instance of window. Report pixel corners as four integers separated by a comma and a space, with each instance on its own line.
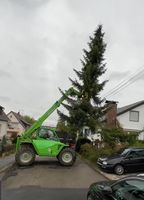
112, 179, 144, 200
129, 111, 139, 122
127, 151, 138, 158
126, 150, 144, 159
38, 128, 54, 139
136, 150, 144, 157
121, 149, 131, 157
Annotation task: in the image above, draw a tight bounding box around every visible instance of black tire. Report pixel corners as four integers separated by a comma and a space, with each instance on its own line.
58, 148, 76, 166
15, 145, 35, 166
114, 164, 124, 175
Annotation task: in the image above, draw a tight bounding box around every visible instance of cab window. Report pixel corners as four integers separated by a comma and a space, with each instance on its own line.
38, 128, 54, 139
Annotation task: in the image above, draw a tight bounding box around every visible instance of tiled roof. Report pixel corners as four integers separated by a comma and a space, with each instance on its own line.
117, 100, 144, 116
10, 111, 31, 128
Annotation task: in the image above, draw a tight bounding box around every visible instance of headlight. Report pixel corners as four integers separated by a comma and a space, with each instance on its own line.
102, 161, 107, 165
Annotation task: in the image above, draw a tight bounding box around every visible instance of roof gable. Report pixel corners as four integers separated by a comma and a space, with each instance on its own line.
8, 111, 30, 128
117, 100, 144, 116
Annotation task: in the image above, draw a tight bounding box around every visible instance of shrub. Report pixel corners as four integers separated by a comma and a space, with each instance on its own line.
80, 143, 115, 162
1, 135, 7, 147
10, 132, 18, 144
101, 128, 139, 147
80, 143, 94, 157
3, 144, 15, 153
75, 137, 91, 152
131, 140, 144, 148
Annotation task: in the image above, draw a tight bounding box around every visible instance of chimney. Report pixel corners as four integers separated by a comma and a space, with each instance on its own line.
105, 100, 118, 128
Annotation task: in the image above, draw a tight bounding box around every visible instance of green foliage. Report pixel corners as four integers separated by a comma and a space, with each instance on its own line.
23, 115, 36, 125
2, 144, 15, 154
1, 135, 7, 147
58, 25, 107, 132
75, 137, 91, 152
56, 119, 69, 132
80, 143, 94, 158
79, 129, 142, 163
101, 128, 139, 148
11, 132, 18, 144
0, 135, 15, 154
56, 119, 77, 138
80, 143, 114, 162
131, 140, 144, 147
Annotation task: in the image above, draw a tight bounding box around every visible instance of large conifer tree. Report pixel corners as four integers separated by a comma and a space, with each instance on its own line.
58, 25, 107, 133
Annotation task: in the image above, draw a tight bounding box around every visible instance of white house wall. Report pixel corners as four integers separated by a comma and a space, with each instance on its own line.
139, 132, 144, 140
117, 104, 144, 131
117, 104, 144, 140
0, 121, 8, 139
7, 112, 24, 133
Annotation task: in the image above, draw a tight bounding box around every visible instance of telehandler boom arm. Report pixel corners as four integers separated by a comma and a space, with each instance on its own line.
22, 87, 78, 139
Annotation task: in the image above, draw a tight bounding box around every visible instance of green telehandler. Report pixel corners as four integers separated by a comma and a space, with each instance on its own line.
15, 87, 78, 166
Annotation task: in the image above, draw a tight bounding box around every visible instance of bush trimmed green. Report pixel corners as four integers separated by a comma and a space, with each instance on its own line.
80, 143, 114, 162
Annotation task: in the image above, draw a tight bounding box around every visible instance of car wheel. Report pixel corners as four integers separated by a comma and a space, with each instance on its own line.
87, 194, 94, 200
15, 145, 35, 166
114, 164, 124, 175
58, 148, 76, 166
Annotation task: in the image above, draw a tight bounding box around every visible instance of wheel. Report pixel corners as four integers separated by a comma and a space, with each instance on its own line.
114, 164, 124, 175
58, 148, 76, 166
15, 145, 35, 166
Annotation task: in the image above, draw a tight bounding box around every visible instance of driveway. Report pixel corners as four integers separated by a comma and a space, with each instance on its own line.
0, 155, 14, 171
2, 157, 107, 200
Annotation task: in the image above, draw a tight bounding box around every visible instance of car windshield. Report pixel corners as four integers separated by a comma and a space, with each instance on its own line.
112, 179, 144, 200
121, 149, 130, 157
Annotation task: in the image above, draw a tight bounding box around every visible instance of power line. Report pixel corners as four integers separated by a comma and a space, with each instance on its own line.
102, 66, 144, 98
105, 70, 144, 98
103, 65, 144, 97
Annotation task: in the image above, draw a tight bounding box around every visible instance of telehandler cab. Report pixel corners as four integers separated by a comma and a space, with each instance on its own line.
15, 87, 77, 166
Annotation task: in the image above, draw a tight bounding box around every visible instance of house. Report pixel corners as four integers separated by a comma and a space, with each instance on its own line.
105, 100, 144, 140
82, 126, 102, 142
7, 111, 30, 136
82, 100, 144, 142
0, 106, 9, 139
117, 100, 144, 140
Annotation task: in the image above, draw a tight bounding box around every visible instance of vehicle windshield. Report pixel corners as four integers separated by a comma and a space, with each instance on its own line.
121, 149, 130, 157
38, 128, 55, 138
112, 179, 144, 200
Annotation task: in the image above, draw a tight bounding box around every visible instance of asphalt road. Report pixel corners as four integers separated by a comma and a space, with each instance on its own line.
1, 157, 107, 200
0, 155, 14, 171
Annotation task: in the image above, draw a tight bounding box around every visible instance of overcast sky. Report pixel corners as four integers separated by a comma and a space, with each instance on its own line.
0, 0, 144, 126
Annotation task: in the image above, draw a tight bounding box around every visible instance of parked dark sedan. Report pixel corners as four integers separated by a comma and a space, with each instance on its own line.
87, 174, 144, 200
97, 147, 144, 175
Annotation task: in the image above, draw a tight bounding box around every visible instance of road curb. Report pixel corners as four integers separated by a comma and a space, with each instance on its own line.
78, 154, 123, 181
79, 156, 110, 180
